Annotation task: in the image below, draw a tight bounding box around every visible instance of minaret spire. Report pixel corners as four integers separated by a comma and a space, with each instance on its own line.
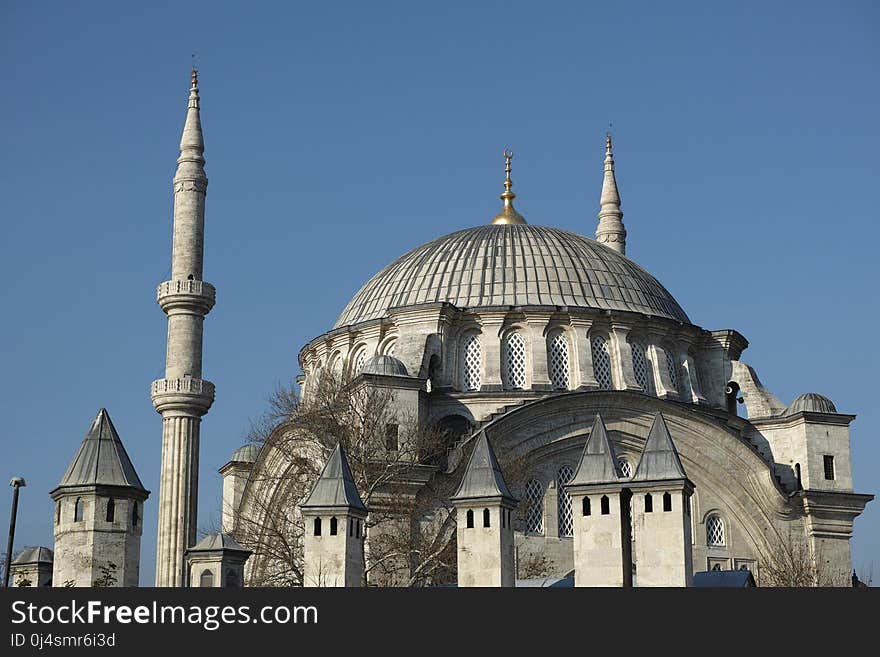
595, 133, 626, 254
491, 149, 527, 225
151, 69, 216, 587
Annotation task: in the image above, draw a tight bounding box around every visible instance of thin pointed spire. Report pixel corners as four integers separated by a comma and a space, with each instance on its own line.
569, 414, 622, 486
179, 67, 205, 163
491, 149, 527, 225
631, 413, 689, 482
595, 133, 626, 254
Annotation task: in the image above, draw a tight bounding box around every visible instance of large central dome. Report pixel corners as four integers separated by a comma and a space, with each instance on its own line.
334, 225, 689, 328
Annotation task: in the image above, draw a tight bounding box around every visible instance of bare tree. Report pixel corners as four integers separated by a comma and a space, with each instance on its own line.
230, 371, 458, 587
759, 529, 850, 587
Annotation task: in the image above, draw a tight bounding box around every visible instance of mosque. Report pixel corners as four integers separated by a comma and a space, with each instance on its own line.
9, 72, 873, 588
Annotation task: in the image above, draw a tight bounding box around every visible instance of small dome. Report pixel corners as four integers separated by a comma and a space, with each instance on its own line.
785, 393, 837, 415
230, 443, 261, 463
362, 354, 409, 377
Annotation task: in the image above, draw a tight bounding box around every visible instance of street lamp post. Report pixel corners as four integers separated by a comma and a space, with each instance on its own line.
4, 476, 26, 588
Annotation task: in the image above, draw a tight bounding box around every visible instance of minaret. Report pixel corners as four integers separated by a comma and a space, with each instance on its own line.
490, 149, 527, 224
151, 68, 216, 587
595, 134, 626, 254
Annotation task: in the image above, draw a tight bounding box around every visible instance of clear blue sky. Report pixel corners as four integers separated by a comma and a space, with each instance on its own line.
2, 1, 877, 584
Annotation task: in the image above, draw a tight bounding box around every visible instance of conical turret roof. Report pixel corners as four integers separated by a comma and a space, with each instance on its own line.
631, 413, 688, 482
569, 414, 622, 486
451, 432, 517, 504
54, 409, 146, 492
301, 443, 367, 512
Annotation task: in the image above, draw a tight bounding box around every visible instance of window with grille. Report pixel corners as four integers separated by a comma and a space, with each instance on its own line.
462, 334, 482, 391
664, 349, 678, 389
384, 340, 396, 357
824, 455, 835, 480
591, 334, 613, 389
549, 332, 570, 390
525, 479, 544, 534
502, 333, 526, 389
619, 459, 633, 478
706, 514, 725, 546
557, 466, 574, 537
631, 340, 649, 391
353, 349, 367, 375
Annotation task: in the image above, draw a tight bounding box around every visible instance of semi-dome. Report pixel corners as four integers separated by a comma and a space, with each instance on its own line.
785, 393, 837, 415
362, 354, 409, 377
335, 224, 690, 328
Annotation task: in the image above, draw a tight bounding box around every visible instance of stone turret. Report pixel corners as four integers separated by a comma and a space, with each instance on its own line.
300, 444, 367, 587
565, 414, 630, 587
185, 533, 252, 587
629, 413, 694, 587
595, 134, 626, 254
450, 432, 518, 587
9, 547, 53, 587
50, 409, 149, 587
219, 444, 260, 534
151, 68, 216, 587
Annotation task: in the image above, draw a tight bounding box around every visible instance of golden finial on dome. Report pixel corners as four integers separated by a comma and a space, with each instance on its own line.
491, 148, 527, 225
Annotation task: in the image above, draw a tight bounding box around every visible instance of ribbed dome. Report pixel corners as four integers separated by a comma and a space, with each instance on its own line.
230, 443, 261, 463
335, 225, 689, 328
362, 354, 409, 377
785, 393, 837, 415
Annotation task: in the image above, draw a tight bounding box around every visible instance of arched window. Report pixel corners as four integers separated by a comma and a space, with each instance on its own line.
74, 497, 84, 522
383, 339, 397, 357
794, 463, 802, 490
462, 334, 482, 391
557, 466, 574, 537
502, 332, 526, 389
644, 493, 653, 513
591, 334, 613, 390
663, 492, 672, 512
330, 517, 338, 535
664, 349, 678, 390
524, 479, 544, 534
106, 498, 115, 523
466, 509, 474, 529
582, 497, 591, 516
618, 459, 633, 478
600, 495, 610, 515
55, 502, 61, 525
200, 569, 214, 587
352, 348, 368, 376
313, 517, 322, 536
706, 514, 725, 546
483, 508, 491, 527
132, 502, 139, 528
329, 353, 343, 378
225, 569, 239, 587
631, 340, 649, 392
548, 332, 570, 390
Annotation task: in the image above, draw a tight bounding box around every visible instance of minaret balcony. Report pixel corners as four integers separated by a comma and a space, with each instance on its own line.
151, 377, 215, 415
157, 279, 216, 314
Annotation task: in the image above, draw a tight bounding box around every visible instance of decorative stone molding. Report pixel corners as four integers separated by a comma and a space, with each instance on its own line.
173, 178, 208, 194
157, 279, 216, 314
151, 377, 215, 415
